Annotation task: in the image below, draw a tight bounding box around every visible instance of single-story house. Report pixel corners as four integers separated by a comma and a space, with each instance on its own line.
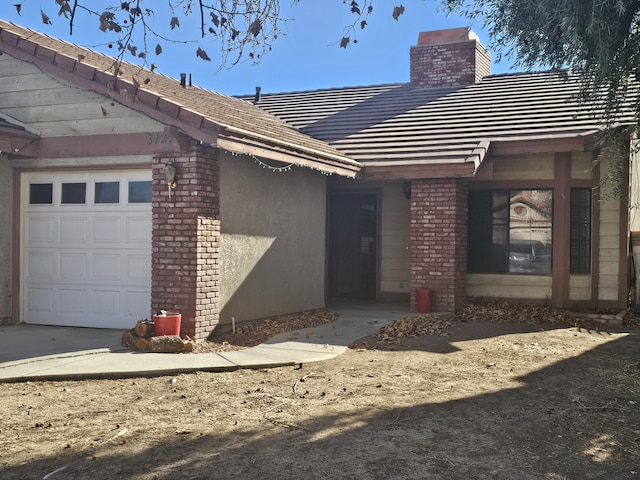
0, 21, 636, 340
249, 28, 638, 314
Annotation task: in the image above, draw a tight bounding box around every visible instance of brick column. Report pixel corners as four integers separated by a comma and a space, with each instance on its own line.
410, 178, 468, 312
152, 146, 220, 341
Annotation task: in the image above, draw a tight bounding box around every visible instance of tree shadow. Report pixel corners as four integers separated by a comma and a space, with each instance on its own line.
3, 329, 638, 479
358, 319, 625, 354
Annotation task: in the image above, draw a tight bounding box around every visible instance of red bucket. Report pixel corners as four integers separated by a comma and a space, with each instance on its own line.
416, 289, 432, 313
153, 312, 182, 336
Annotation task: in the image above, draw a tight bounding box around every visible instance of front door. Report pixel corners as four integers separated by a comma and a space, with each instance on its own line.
328, 192, 378, 299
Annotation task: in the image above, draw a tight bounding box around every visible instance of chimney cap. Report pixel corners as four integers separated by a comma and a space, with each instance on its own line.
417, 27, 480, 46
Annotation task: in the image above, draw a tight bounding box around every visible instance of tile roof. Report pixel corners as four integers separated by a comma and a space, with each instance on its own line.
0, 20, 360, 177
247, 72, 637, 178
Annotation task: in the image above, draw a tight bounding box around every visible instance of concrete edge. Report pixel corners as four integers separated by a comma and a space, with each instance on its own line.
0, 348, 126, 370
0, 360, 299, 382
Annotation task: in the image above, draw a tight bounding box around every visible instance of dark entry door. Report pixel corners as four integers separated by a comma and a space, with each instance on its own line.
328, 193, 377, 299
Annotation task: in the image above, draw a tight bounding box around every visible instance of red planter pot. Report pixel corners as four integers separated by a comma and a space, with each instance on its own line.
416, 289, 432, 314
152, 313, 182, 336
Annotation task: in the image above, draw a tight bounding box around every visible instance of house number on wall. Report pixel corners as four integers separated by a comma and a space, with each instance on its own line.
146, 132, 173, 144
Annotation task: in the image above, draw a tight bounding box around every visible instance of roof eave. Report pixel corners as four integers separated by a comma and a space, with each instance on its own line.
0, 22, 361, 177
360, 161, 476, 181
219, 125, 361, 177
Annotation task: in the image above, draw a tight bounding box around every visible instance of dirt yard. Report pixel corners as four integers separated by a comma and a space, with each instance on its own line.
1, 303, 639, 479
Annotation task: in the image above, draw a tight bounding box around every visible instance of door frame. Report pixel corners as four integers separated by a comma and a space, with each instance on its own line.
326, 188, 382, 300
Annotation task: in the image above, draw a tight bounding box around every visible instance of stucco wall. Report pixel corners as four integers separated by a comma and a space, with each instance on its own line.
219, 153, 327, 325
0, 154, 12, 323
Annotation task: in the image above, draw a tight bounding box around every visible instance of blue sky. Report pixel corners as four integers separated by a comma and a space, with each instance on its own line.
3, 2, 516, 95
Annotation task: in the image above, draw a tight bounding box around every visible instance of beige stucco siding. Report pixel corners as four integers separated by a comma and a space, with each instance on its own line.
0, 153, 11, 323
0, 55, 161, 137
379, 183, 411, 297
219, 153, 326, 325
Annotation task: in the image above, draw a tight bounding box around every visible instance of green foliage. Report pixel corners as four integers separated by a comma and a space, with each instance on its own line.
443, 0, 640, 120
442, 0, 640, 197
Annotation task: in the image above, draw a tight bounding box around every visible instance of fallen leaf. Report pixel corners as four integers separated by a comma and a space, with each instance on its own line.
248, 19, 262, 37
196, 47, 211, 61
392, 5, 405, 21
41, 10, 52, 25
58, 2, 71, 18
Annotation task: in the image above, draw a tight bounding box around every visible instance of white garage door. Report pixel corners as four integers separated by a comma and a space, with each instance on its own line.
22, 170, 152, 329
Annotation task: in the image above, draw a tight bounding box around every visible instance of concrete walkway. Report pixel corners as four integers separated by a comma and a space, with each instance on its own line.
0, 301, 410, 382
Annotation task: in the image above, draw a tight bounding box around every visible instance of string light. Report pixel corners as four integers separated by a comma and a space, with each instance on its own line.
227, 150, 333, 175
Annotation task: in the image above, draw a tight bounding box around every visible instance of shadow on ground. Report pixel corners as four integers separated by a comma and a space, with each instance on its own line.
2, 324, 638, 480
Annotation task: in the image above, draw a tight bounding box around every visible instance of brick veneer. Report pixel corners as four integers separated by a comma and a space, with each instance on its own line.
410, 178, 468, 312
410, 39, 491, 87
152, 146, 220, 341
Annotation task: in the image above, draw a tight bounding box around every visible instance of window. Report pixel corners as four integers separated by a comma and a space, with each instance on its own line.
128, 181, 152, 203
29, 183, 53, 204
570, 189, 591, 274
468, 189, 553, 274
95, 181, 120, 204
61, 182, 86, 204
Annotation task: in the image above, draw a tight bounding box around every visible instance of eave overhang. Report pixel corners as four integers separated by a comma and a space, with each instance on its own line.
358, 132, 602, 181
0, 22, 362, 178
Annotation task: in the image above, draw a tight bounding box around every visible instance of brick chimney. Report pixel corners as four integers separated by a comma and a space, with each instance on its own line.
410, 27, 491, 88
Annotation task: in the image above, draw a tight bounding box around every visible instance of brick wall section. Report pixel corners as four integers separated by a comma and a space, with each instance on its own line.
410, 40, 491, 87
410, 178, 468, 312
152, 146, 220, 341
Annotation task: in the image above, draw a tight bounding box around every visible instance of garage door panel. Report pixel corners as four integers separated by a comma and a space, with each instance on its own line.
60, 217, 88, 243
26, 217, 55, 243
26, 252, 55, 278
26, 287, 54, 313
93, 290, 121, 315
93, 253, 121, 279
59, 289, 87, 313
127, 254, 151, 281
23, 170, 151, 329
126, 291, 151, 316
60, 253, 87, 279
93, 217, 122, 243
127, 217, 152, 243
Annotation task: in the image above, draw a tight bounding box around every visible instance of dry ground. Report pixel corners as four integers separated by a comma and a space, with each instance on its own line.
1, 302, 639, 479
